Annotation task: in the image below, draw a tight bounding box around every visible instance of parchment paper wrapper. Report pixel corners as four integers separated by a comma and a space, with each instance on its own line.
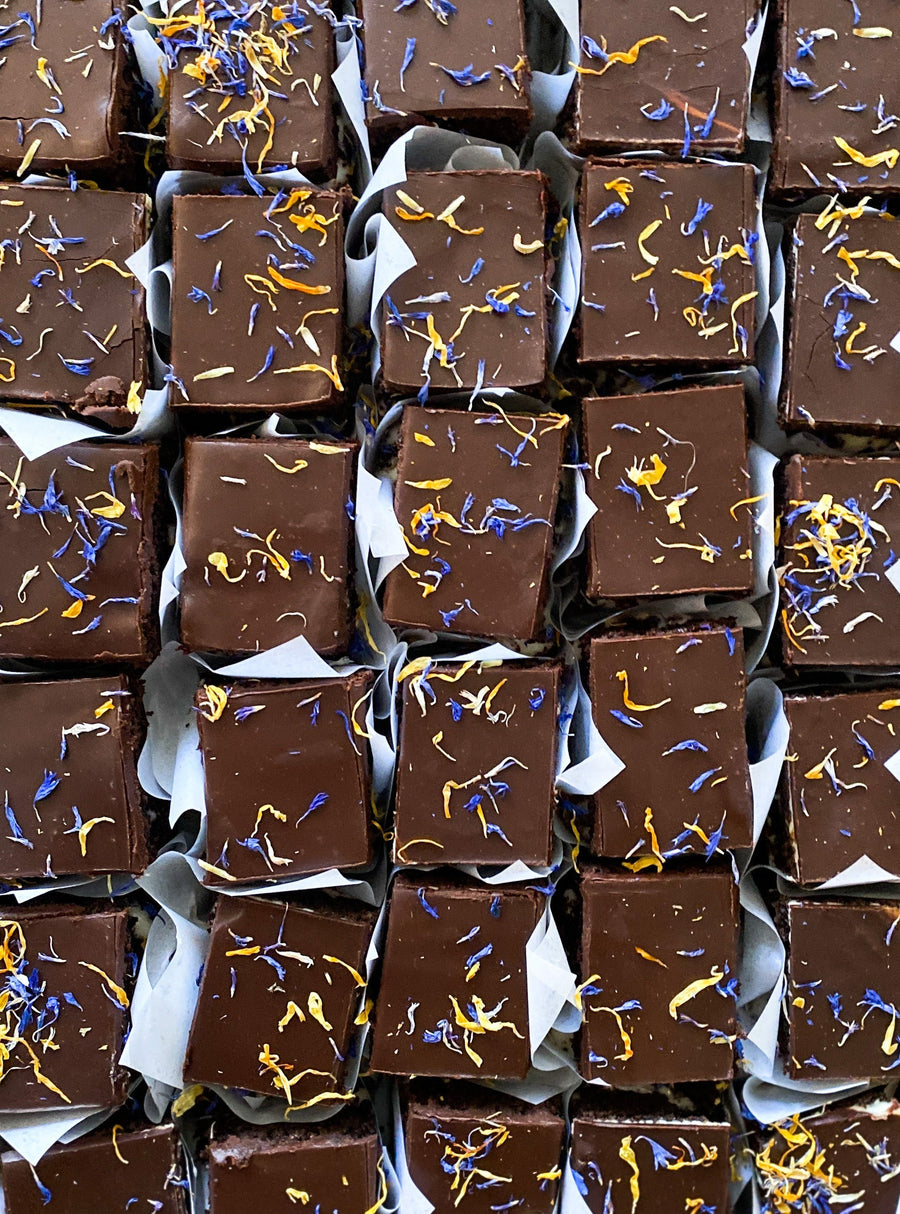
125, 848, 386, 1125
137, 637, 390, 903
344, 126, 580, 381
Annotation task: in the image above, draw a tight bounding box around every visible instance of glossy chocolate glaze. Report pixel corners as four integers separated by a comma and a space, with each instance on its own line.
180, 437, 356, 656
574, 0, 754, 155
0, 0, 135, 178
589, 626, 753, 858
569, 1113, 731, 1212
579, 159, 757, 366
0, 905, 130, 1112
0, 439, 160, 665
0, 675, 145, 881
170, 190, 344, 410
208, 1125, 381, 1213
196, 674, 374, 886
394, 660, 560, 867
184, 895, 374, 1105
772, 0, 900, 196
779, 455, 900, 667
582, 385, 753, 599
360, 0, 531, 140
579, 865, 739, 1086
370, 876, 543, 1080
2, 1125, 186, 1214
0, 185, 148, 421
165, 0, 336, 177
382, 405, 567, 642
783, 211, 900, 432
755, 1098, 900, 1213
380, 171, 548, 394
784, 898, 900, 1080
780, 691, 900, 884
405, 1092, 564, 1213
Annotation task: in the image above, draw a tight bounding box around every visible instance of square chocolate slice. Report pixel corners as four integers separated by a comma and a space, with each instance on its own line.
782, 209, 900, 432
574, 1, 755, 156
382, 405, 568, 642
783, 898, 900, 1081
195, 674, 374, 887
0, 1, 138, 180
208, 1123, 381, 1213
0, 185, 148, 423
579, 160, 757, 366
184, 895, 374, 1105
163, 0, 336, 177
772, 0, 900, 197
360, 0, 531, 143
0, 905, 130, 1112
755, 1097, 900, 1214
180, 436, 357, 657
2, 1125, 186, 1214
0, 675, 146, 882
0, 439, 160, 665
369, 876, 543, 1080
569, 1111, 731, 1212
170, 190, 344, 411
394, 659, 560, 867
779, 691, 900, 884
779, 455, 900, 667
405, 1085, 565, 1213
380, 171, 548, 395
589, 626, 753, 860
582, 385, 753, 600
580, 865, 739, 1086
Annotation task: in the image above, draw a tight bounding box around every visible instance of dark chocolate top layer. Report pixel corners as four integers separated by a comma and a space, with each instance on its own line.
755, 1101, 900, 1214
580, 866, 739, 1086
0, 185, 148, 419
579, 159, 757, 366
184, 895, 373, 1105
180, 437, 357, 657
783, 209, 900, 431
582, 385, 753, 599
1, 1124, 187, 1214
0, 905, 129, 1112
781, 691, 900, 884
195, 674, 374, 886
0, 0, 132, 176
569, 1114, 731, 1213
0, 439, 160, 665
381, 171, 548, 394
162, 0, 336, 176
209, 1127, 381, 1213
574, 0, 755, 154
784, 898, 900, 1080
369, 876, 542, 1080
590, 626, 753, 859
394, 659, 560, 867
779, 455, 900, 667
773, 0, 900, 196
361, 0, 530, 135
0, 675, 144, 881
170, 190, 344, 410
406, 1096, 564, 1214
382, 405, 568, 642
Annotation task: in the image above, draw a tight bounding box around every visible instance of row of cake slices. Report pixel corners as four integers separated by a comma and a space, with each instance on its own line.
3, 871, 900, 1111
8, 1081, 900, 1214
1, 0, 895, 202
4, 607, 899, 885
2, 406, 899, 664
0, 171, 894, 433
